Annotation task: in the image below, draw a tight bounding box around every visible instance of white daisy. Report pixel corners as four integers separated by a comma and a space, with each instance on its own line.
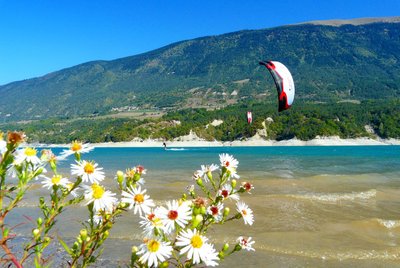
139, 210, 165, 237
158, 200, 192, 233
121, 186, 155, 216
219, 153, 239, 169
60, 140, 93, 158
197, 164, 218, 182
192, 171, 202, 181
202, 243, 220, 267
41, 174, 70, 189
137, 239, 173, 268
207, 203, 224, 222
135, 165, 147, 175
241, 182, 254, 193
219, 184, 240, 201
71, 160, 105, 183
0, 138, 6, 155
236, 202, 254, 225
14, 147, 42, 165
219, 153, 240, 179
176, 229, 219, 266
92, 212, 103, 225
91, 210, 112, 225
237, 236, 255, 251
83, 183, 117, 212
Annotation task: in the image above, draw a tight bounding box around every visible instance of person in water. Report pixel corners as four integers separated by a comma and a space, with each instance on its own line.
163, 142, 166, 150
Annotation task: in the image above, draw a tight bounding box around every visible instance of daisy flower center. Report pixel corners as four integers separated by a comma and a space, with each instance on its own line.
167, 210, 178, 220
71, 141, 82, 152
191, 235, 203, 248
147, 213, 155, 221
92, 184, 105, 199
51, 175, 62, 185
136, 165, 145, 174
134, 194, 144, 203
84, 162, 95, 174
225, 161, 230, 167
241, 209, 247, 216
147, 239, 160, 252
210, 206, 219, 215
243, 182, 252, 191
25, 147, 37, 157
221, 190, 229, 198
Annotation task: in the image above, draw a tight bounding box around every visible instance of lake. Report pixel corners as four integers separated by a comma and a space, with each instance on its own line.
10, 146, 400, 267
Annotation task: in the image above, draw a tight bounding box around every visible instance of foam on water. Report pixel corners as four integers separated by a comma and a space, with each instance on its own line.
376, 219, 400, 229
285, 189, 377, 203
258, 244, 400, 261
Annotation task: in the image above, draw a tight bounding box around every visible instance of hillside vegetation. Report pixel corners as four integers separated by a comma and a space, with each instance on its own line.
2, 99, 399, 143
0, 19, 399, 122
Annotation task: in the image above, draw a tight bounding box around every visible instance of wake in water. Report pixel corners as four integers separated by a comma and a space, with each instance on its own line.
165, 148, 187, 151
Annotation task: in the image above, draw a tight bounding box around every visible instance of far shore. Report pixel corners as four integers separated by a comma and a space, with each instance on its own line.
31, 135, 400, 148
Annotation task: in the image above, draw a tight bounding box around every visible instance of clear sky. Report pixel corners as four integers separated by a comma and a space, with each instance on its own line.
0, 0, 399, 85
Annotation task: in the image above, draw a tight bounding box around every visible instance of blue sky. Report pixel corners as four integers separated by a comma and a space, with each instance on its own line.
0, 0, 399, 85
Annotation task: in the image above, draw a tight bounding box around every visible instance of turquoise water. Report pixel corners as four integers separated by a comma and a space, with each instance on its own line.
55, 145, 400, 176
13, 146, 400, 267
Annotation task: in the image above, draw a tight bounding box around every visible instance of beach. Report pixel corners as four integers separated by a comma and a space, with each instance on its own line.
42, 133, 400, 148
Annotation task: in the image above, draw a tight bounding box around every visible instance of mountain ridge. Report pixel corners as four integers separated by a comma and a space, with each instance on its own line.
1, 17, 399, 122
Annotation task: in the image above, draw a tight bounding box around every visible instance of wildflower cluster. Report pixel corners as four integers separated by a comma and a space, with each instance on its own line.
0, 132, 255, 267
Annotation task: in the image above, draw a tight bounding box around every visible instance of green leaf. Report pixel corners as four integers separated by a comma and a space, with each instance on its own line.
58, 236, 72, 255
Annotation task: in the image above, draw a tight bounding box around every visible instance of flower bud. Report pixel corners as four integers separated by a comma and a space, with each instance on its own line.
223, 243, 229, 251
193, 207, 201, 215
159, 261, 169, 268
3, 228, 9, 238
196, 178, 203, 187
43, 237, 51, 246
116, 170, 124, 184
35, 167, 44, 176
37, 217, 43, 226
132, 246, 138, 253
73, 242, 79, 249
80, 229, 88, 240
223, 207, 230, 218
192, 215, 203, 228
231, 179, 237, 189
200, 206, 206, 215
50, 160, 57, 171
133, 173, 141, 182
207, 171, 213, 181
103, 230, 109, 239
218, 251, 225, 259
234, 244, 242, 252
32, 228, 40, 238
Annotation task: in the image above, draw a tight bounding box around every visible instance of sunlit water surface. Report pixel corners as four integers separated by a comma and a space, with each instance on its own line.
9, 146, 400, 267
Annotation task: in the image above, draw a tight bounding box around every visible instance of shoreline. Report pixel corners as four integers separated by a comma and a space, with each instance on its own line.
35, 136, 400, 148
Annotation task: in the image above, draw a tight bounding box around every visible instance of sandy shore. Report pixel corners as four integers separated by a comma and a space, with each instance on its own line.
40, 133, 400, 148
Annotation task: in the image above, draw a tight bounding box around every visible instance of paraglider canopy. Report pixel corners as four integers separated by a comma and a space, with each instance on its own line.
259, 61, 295, 112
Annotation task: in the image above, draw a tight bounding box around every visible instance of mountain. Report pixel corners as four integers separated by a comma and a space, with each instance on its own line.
1, 17, 399, 122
